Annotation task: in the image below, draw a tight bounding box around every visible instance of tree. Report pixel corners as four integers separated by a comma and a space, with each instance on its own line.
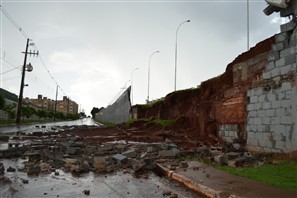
22, 106, 36, 119
37, 109, 47, 120
91, 107, 103, 118
3, 103, 16, 120
0, 94, 5, 110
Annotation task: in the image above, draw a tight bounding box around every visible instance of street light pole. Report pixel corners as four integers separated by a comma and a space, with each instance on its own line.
147, 51, 159, 104
174, 19, 190, 91
130, 67, 138, 106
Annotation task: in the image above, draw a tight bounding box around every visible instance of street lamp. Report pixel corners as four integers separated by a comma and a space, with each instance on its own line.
130, 67, 139, 106
147, 51, 159, 104
174, 19, 190, 91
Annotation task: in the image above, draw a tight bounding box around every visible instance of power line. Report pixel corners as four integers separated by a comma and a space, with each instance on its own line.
0, 5, 29, 39
1, 4, 70, 99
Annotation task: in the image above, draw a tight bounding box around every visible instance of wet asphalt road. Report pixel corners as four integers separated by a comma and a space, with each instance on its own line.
0, 118, 99, 134
0, 159, 202, 198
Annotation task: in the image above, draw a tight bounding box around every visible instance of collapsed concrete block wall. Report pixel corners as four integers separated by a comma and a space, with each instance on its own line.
246, 22, 297, 153
96, 86, 131, 124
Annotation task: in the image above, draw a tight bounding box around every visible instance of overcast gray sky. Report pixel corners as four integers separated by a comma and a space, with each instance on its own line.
0, 0, 287, 115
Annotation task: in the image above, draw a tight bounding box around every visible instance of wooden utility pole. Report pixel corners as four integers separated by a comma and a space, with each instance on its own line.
16, 38, 38, 124
54, 85, 58, 121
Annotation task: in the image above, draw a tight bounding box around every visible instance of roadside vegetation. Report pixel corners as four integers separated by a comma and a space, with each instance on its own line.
124, 118, 174, 128
216, 160, 297, 190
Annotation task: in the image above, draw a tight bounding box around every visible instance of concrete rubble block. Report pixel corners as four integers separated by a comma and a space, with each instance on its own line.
180, 161, 189, 168
100, 144, 114, 151
112, 154, 127, 163
275, 32, 288, 43
156, 143, 169, 150
281, 20, 296, 32
64, 158, 78, 169
232, 143, 241, 150
94, 157, 107, 170
147, 146, 157, 153
226, 152, 241, 160
143, 158, 156, 170
27, 164, 41, 176
158, 150, 176, 158
121, 149, 137, 158
227, 157, 246, 168
39, 163, 51, 172
0, 163, 4, 175
7, 166, 16, 172
131, 159, 145, 171
214, 154, 228, 166
66, 147, 81, 155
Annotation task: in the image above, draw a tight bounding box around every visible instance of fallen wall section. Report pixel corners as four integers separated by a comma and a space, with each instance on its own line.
96, 86, 131, 124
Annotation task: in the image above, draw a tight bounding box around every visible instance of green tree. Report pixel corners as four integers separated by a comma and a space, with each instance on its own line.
0, 94, 5, 110
3, 103, 16, 120
37, 109, 47, 120
22, 106, 36, 119
91, 107, 103, 118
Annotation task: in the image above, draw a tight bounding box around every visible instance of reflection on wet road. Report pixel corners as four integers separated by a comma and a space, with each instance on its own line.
0, 118, 99, 134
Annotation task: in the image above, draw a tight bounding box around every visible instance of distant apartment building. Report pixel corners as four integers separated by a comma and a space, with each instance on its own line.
24, 95, 78, 115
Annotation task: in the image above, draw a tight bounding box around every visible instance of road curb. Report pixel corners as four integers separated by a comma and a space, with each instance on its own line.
155, 163, 238, 198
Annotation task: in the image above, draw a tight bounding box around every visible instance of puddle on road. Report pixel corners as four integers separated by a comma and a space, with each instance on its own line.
0, 159, 203, 198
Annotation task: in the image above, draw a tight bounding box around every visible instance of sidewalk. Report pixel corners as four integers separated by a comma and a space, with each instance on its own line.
156, 161, 297, 198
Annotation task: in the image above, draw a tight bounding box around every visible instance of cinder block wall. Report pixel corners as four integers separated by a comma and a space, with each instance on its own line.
246, 22, 297, 153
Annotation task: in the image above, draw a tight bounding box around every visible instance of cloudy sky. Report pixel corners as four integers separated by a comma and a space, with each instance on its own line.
0, 0, 286, 115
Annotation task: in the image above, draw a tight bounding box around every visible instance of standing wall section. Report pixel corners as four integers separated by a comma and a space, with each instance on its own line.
246, 21, 297, 153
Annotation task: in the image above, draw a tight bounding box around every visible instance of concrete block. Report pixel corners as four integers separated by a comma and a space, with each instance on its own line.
262, 102, 271, 109
262, 72, 271, 80
267, 93, 276, 101
257, 125, 266, 132
272, 101, 281, 109
254, 103, 261, 110
247, 104, 254, 111
254, 88, 263, 96
247, 89, 254, 97
284, 54, 297, 65
158, 150, 176, 158
276, 108, 285, 116
247, 118, 254, 125
275, 32, 289, 43
281, 100, 290, 108
266, 62, 275, 70
285, 91, 291, 99
131, 159, 145, 171
277, 92, 285, 100
270, 67, 281, 77
254, 117, 262, 125
214, 154, 228, 166
250, 124, 257, 132
262, 117, 271, 125
247, 132, 254, 139
258, 95, 267, 103
274, 125, 286, 133
122, 149, 137, 158
94, 157, 107, 170
250, 96, 258, 103
271, 116, 281, 125
248, 111, 257, 118
258, 110, 265, 117
280, 20, 296, 32
267, 52, 280, 62
275, 57, 285, 67
272, 42, 284, 51
281, 82, 292, 91
281, 116, 292, 124
266, 109, 275, 117
112, 154, 127, 162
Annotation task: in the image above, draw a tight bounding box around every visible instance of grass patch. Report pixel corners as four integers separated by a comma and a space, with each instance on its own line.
151, 119, 173, 127
95, 120, 116, 127
216, 160, 297, 190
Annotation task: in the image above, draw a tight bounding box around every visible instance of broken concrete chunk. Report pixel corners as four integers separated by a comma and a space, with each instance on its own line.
226, 152, 241, 160
214, 154, 228, 166
27, 164, 41, 176
7, 166, 16, 172
94, 157, 107, 170
131, 159, 145, 171
122, 149, 137, 158
39, 163, 51, 172
112, 154, 127, 162
228, 157, 246, 168
158, 150, 176, 158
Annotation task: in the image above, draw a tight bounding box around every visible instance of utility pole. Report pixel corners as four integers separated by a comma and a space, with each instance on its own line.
16, 38, 38, 124
54, 85, 58, 121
